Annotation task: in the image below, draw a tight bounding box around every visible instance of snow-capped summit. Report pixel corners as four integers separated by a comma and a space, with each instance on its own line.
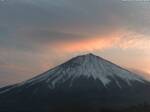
0, 53, 150, 112
20, 53, 145, 89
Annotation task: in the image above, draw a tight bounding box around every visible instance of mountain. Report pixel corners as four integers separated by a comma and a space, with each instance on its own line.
0, 53, 150, 112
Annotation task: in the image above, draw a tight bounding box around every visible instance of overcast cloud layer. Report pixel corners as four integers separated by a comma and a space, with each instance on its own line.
0, 0, 150, 86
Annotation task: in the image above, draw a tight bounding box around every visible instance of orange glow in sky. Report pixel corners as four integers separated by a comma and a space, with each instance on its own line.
42, 31, 150, 80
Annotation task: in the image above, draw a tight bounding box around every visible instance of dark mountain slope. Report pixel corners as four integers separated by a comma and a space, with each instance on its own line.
0, 53, 150, 112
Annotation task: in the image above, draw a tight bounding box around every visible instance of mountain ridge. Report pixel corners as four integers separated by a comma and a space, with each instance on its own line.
0, 53, 150, 112
0, 53, 147, 93
22, 53, 145, 88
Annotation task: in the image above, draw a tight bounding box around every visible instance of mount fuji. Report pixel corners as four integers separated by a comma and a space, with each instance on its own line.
0, 53, 150, 112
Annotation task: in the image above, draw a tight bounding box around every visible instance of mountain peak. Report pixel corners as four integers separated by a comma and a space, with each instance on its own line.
84, 53, 96, 57
53, 53, 144, 87
65, 53, 102, 65
14, 53, 145, 90
0, 53, 146, 98
79, 53, 98, 58
0, 54, 149, 112
81, 53, 100, 60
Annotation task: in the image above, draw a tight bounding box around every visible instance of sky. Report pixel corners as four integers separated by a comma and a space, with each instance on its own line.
0, 0, 150, 86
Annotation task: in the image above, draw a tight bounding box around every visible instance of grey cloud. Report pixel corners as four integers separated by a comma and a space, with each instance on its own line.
0, 0, 125, 32
0, 0, 150, 56
1, 0, 150, 37
17, 29, 86, 43
0, 0, 150, 86
0, 0, 150, 54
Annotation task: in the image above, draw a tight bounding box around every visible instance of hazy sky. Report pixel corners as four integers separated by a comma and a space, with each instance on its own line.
0, 0, 150, 86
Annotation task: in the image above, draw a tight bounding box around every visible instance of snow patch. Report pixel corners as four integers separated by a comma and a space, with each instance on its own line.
1, 54, 145, 91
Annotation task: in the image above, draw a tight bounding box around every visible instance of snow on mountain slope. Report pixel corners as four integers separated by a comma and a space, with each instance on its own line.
7, 53, 144, 90
0, 54, 150, 112
0, 53, 146, 95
